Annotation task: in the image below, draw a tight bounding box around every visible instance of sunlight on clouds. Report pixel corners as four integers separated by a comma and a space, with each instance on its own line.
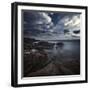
64, 15, 80, 30
64, 20, 73, 26
39, 12, 52, 24
24, 11, 81, 40
64, 15, 80, 27
72, 19, 80, 26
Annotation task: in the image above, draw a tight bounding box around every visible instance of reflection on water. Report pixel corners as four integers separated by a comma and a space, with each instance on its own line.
45, 40, 80, 62
53, 42, 58, 55
24, 39, 80, 77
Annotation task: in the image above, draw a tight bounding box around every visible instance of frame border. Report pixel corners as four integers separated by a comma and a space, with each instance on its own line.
11, 2, 88, 87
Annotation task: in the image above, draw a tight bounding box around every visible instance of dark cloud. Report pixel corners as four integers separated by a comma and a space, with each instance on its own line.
23, 10, 81, 40
23, 11, 53, 31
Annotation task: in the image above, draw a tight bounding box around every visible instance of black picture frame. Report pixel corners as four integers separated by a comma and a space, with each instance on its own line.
11, 2, 88, 87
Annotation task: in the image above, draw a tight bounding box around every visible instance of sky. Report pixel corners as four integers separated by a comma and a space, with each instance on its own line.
23, 10, 81, 40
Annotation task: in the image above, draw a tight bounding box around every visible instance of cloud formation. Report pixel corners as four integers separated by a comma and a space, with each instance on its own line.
24, 11, 54, 31
63, 15, 80, 31
23, 11, 81, 40
51, 14, 81, 38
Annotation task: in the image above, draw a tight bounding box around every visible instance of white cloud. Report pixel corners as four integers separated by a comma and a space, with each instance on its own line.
64, 20, 73, 26
39, 12, 52, 24
24, 11, 80, 40
35, 21, 44, 25
63, 15, 80, 31
50, 12, 54, 15
35, 12, 54, 30
49, 14, 81, 39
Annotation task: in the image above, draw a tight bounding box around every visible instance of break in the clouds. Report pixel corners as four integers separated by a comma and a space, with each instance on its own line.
23, 11, 81, 40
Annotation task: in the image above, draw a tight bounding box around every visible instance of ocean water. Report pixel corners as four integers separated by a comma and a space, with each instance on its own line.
45, 40, 80, 62
23, 40, 80, 77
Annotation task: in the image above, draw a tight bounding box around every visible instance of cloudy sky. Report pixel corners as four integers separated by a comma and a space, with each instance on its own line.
23, 10, 81, 40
